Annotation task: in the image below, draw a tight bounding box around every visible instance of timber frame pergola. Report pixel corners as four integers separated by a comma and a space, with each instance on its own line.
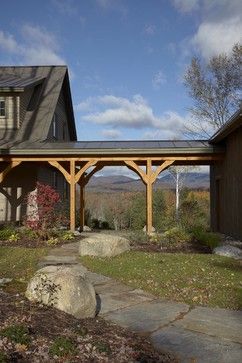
0, 141, 224, 234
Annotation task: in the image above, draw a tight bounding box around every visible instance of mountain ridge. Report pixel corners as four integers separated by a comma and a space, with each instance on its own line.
86, 172, 209, 192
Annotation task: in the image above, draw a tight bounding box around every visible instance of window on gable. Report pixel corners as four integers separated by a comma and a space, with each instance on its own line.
0, 99, 6, 117
52, 113, 57, 138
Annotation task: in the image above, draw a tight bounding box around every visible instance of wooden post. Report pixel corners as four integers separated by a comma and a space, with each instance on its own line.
79, 183, 85, 231
70, 160, 76, 232
146, 159, 153, 234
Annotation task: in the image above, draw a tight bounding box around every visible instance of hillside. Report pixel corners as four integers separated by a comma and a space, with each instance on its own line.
86, 172, 209, 193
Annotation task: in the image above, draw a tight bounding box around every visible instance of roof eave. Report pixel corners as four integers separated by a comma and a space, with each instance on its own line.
210, 109, 242, 143
0, 146, 225, 156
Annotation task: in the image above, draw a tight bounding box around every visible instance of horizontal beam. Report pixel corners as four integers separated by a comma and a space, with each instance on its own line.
0, 155, 224, 163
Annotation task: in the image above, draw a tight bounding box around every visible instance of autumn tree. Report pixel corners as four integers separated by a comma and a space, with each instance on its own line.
184, 44, 242, 138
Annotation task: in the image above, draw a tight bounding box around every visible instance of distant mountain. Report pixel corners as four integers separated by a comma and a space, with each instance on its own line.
86, 172, 209, 193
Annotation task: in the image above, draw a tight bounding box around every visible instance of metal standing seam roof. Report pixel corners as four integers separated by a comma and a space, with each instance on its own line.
0, 139, 225, 155
0, 75, 45, 91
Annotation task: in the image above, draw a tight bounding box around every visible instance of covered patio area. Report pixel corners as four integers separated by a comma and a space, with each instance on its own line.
0, 140, 224, 233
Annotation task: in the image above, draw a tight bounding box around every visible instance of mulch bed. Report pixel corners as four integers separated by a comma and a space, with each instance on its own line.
132, 242, 211, 254
0, 291, 178, 363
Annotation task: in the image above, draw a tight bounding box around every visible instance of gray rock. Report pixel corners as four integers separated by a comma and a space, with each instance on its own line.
151, 326, 242, 363
174, 306, 242, 344
0, 278, 12, 287
103, 300, 189, 332
25, 265, 96, 318
143, 225, 155, 233
213, 245, 242, 259
83, 225, 92, 232
79, 233, 130, 257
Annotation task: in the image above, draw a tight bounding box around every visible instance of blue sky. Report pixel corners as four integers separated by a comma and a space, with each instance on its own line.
0, 0, 241, 142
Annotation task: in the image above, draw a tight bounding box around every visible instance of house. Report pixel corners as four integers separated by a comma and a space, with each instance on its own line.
210, 107, 242, 240
1, 65, 241, 239
0, 66, 77, 222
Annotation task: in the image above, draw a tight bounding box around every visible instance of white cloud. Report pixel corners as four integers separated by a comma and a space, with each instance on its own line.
101, 129, 122, 139
0, 25, 65, 65
172, 0, 199, 13
144, 24, 156, 35
79, 95, 186, 139
81, 94, 161, 128
75, 98, 93, 112
192, 16, 242, 59
152, 70, 166, 89
172, 0, 242, 60
0, 31, 19, 53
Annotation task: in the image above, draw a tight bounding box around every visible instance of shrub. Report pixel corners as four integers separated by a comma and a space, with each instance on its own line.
163, 227, 191, 244
8, 232, 19, 243
46, 237, 59, 246
0, 324, 30, 345
126, 230, 150, 245
49, 337, 76, 357
61, 230, 75, 241
25, 182, 61, 231
91, 218, 100, 229
192, 226, 221, 251
0, 226, 15, 240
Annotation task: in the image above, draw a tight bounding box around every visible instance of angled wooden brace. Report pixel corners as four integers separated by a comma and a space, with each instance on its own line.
124, 160, 148, 183
75, 159, 98, 184
150, 160, 174, 184
48, 161, 70, 183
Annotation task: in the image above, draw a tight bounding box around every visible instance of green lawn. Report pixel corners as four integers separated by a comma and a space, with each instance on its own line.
0, 247, 48, 292
81, 251, 242, 310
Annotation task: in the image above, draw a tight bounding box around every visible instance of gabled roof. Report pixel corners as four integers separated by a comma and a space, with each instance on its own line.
210, 107, 242, 143
0, 66, 77, 143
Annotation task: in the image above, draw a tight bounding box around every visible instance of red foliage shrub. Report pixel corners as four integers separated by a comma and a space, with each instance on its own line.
25, 182, 62, 231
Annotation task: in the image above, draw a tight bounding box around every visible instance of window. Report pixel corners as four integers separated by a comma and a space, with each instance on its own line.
52, 113, 57, 138
0, 99, 6, 117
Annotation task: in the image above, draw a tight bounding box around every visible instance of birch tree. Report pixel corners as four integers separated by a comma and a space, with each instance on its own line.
184, 44, 242, 138
168, 166, 198, 221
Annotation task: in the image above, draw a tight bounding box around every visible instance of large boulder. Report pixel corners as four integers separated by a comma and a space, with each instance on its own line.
25, 265, 96, 318
79, 233, 130, 257
213, 245, 242, 259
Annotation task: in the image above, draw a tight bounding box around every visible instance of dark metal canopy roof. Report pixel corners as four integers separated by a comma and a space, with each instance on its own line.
0, 139, 224, 155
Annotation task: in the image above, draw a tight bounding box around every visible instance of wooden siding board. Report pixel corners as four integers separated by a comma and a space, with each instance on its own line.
211, 126, 242, 239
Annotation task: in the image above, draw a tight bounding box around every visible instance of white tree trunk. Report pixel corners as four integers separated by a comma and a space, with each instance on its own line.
175, 173, 180, 221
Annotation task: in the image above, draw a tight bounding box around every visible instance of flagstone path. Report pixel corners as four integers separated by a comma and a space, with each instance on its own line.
39, 240, 242, 363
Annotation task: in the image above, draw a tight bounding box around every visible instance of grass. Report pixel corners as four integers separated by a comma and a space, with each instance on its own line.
0, 247, 48, 292
81, 251, 242, 310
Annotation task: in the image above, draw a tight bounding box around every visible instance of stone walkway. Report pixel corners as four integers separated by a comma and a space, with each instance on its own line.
39, 241, 242, 363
